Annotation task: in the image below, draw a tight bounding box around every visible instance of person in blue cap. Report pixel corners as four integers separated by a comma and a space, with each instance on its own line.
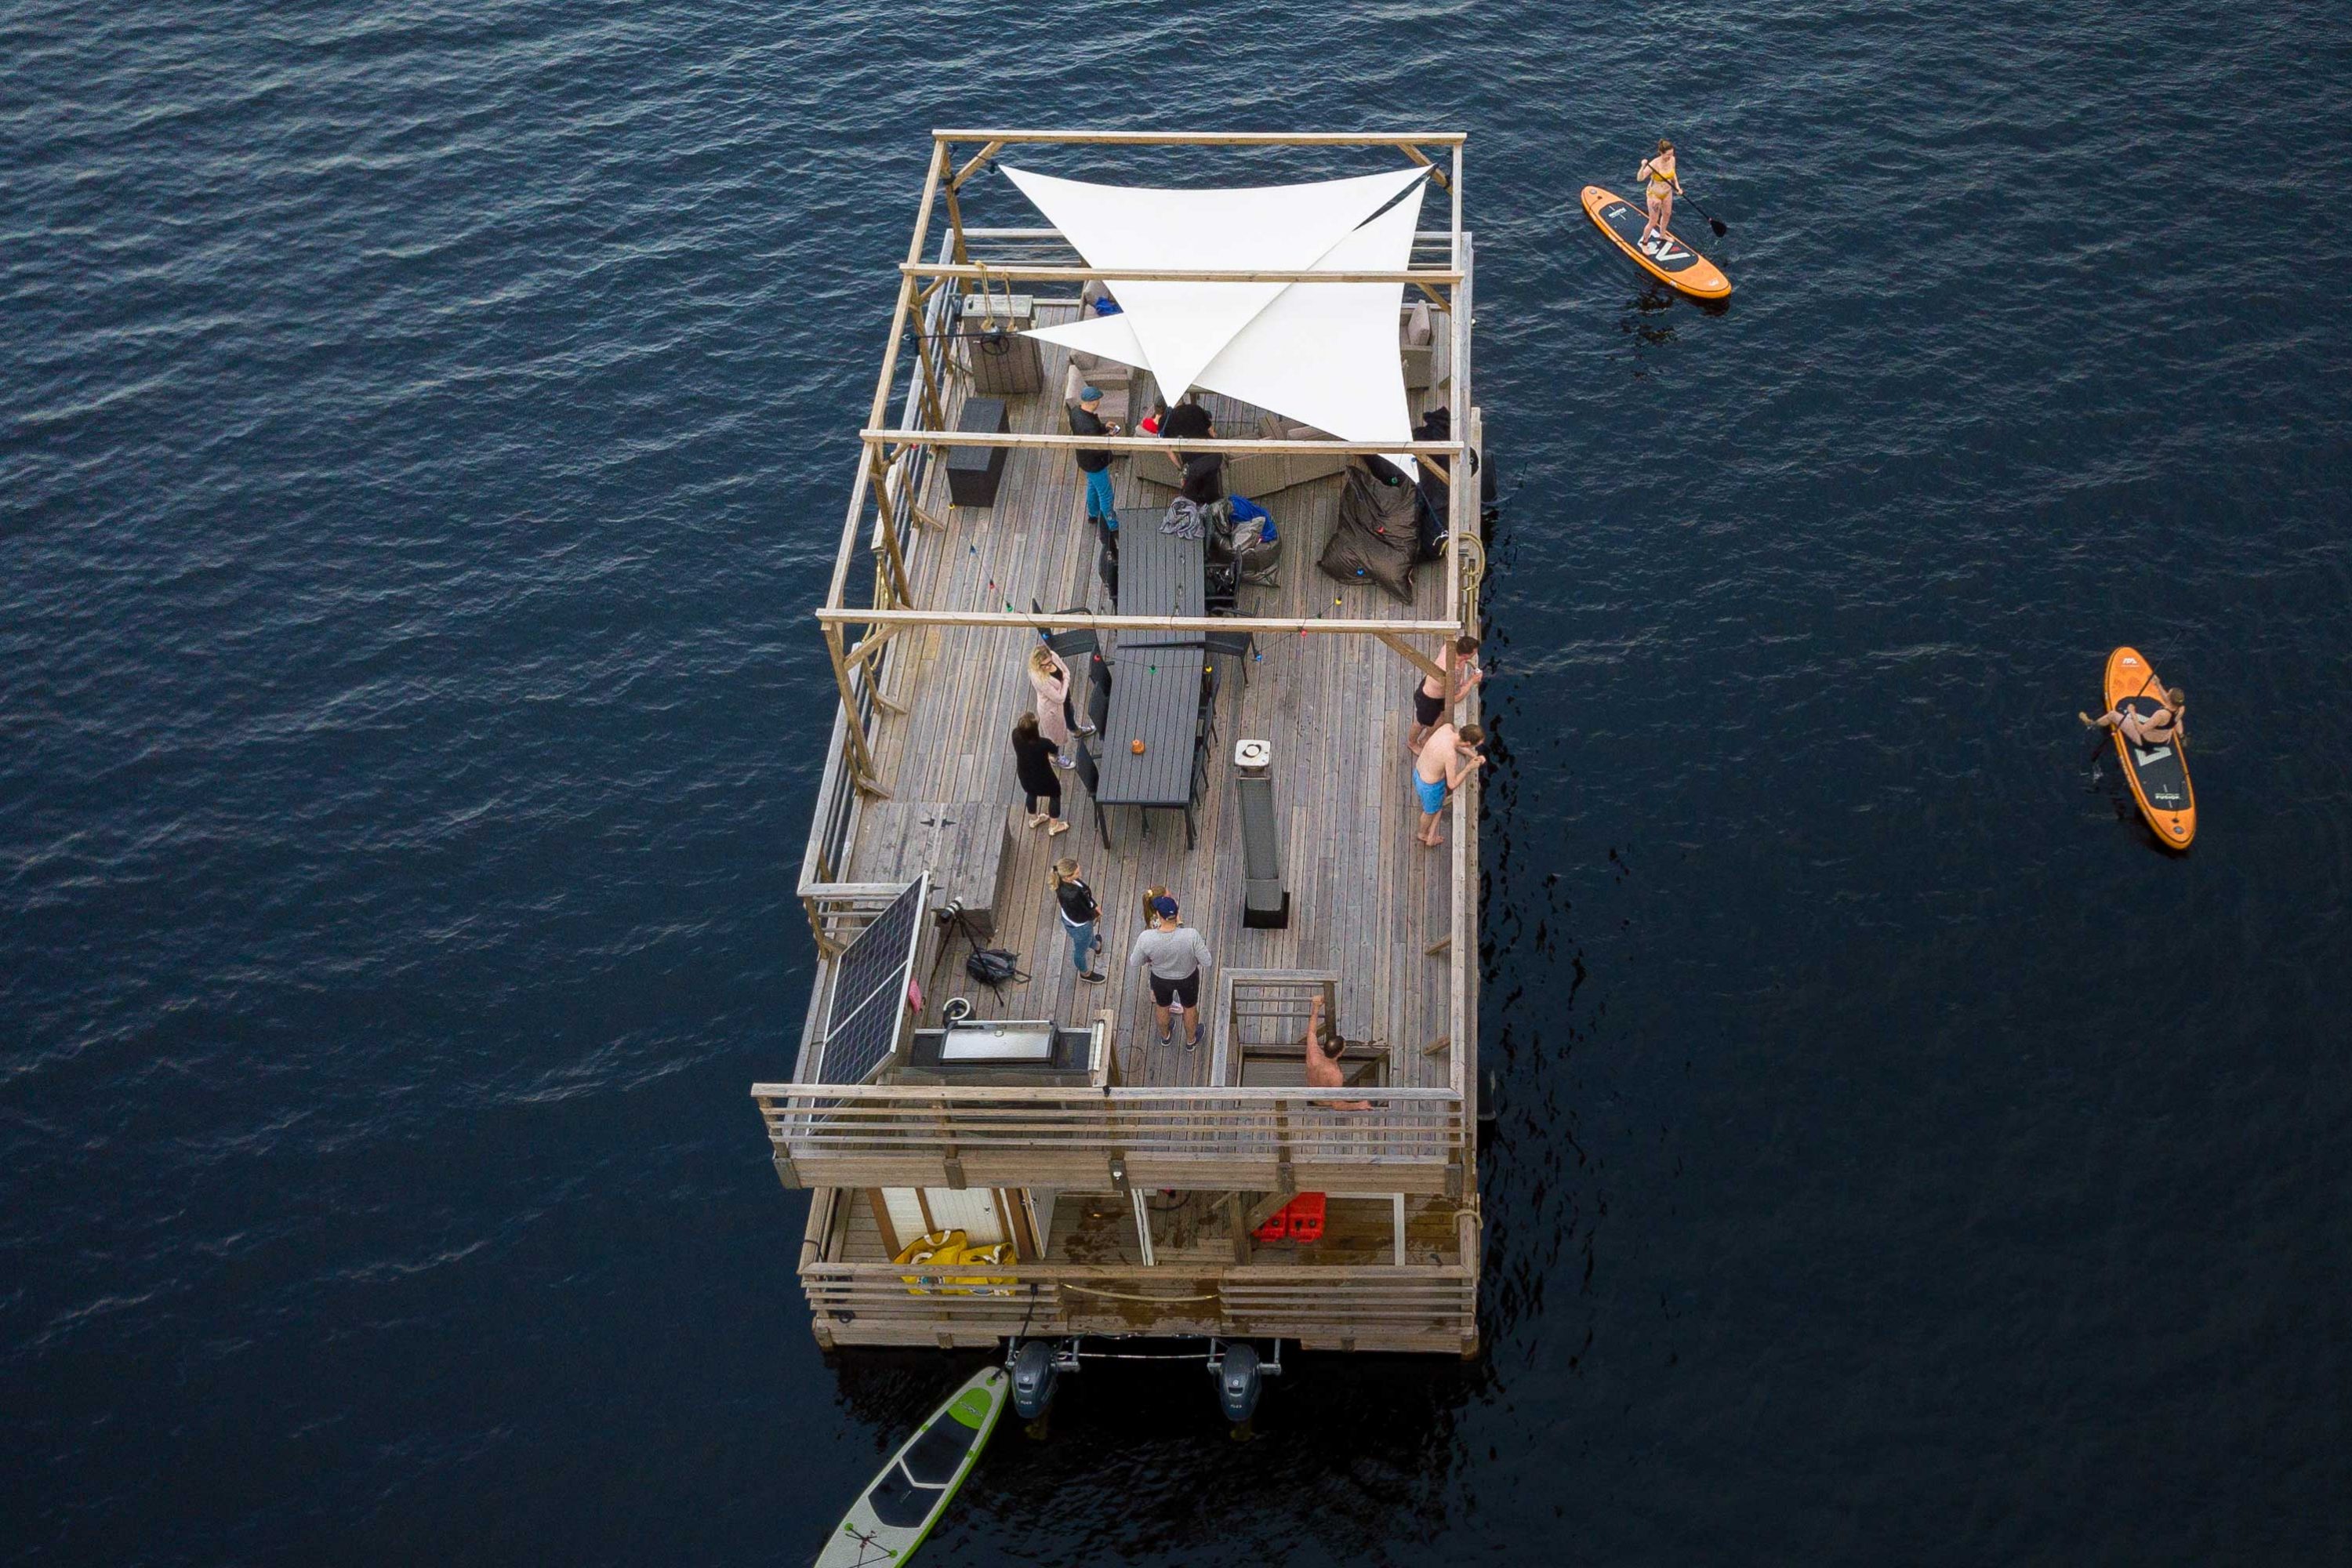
1069, 386, 1120, 532
1124, 893, 1213, 1051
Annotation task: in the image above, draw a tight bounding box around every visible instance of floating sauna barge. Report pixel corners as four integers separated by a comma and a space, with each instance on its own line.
755, 129, 1486, 1363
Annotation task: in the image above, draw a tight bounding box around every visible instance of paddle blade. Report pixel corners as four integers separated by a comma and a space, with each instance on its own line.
1710, 218, 1729, 236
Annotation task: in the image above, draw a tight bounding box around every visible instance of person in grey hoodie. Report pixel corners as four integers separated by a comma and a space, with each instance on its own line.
1124, 894, 1212, 1051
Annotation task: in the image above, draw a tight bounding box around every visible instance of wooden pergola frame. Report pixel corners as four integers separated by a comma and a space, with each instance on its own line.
823, 128, 1472, 642
808, 132, 1480, 1100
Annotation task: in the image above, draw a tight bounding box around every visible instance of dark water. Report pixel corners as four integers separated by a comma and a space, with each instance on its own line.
6, 0, 2350, 1562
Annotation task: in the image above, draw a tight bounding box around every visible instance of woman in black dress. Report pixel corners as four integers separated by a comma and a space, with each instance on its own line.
1011, 711, 1070, 836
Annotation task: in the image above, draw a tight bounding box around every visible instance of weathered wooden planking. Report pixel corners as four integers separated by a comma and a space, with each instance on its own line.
841, 306, 1461, 1095
848, 800, 1014, 938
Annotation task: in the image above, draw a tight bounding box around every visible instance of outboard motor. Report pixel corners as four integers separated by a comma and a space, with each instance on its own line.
1011, 1340, 1058, 1421
1215, 1341, 1263, 1424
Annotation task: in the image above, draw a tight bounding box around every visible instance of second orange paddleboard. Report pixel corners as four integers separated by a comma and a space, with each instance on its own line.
1581, 185, 1732, 299
2103, 646, 2195, 849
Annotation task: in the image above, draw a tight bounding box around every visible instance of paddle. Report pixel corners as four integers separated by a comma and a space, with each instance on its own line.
1679, 192, 1730, 238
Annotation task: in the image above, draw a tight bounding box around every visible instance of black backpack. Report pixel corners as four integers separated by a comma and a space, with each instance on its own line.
965, 946, 1028, 996
948, 906, 1028, 997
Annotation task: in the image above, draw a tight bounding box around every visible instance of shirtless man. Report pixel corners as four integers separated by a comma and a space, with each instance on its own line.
1301, 993, 1370, 1111
1405, 635, 1486, 753
1411, 720, 1485, 848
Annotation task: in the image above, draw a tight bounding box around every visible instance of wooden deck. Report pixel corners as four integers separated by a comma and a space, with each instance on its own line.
843, 307, 1461, 1091
830, 1185, 1467, 1271
802, 1186, 1480, 1354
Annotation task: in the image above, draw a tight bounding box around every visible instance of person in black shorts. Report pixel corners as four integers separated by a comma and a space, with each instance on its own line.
1406, 634, 1485, 753
1123, 893, 1213, 1050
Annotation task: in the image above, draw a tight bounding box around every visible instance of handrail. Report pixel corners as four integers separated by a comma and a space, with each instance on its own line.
902, 263, 1461, 285
863, 429, 1465, 455
804, 1260, 1471, 1283
757, 1084, 1466, 1191
931, 128, 1468, 147
753, 1082, 1460, 1102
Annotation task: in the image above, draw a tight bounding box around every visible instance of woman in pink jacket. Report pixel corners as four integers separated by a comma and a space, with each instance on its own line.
1025, 643, 1094, 767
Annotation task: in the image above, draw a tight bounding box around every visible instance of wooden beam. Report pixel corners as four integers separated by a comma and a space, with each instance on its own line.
949, 139, 1004, 190
903, 261, 1459, 285
932, 129, 1468, 147
861, 429, 1464, 457
1396, 143, 1451, 192
815, 605, 1465, 637
822, 622, 886, 796
941, 180, 971, 264
1241, 1190, 1297, 1232
843, 622, 908, 673
826, 139, 947, 617
864, 448, 915, 608
907, 308, 946, 433
1374, 632, 1447, 684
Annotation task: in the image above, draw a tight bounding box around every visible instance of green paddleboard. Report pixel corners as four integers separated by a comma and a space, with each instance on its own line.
815, 1367, 1007, 1567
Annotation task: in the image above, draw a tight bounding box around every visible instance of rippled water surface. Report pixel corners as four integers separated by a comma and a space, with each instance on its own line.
6, 0, 2351, 1562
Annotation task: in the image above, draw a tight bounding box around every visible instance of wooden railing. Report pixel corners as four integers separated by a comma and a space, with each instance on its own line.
754, 1082, 1468, 1196
800, 1260, 1477, 1353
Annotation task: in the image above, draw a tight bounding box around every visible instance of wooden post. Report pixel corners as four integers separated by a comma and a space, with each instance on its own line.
942, 181, 971, 264
938, 1095, 966, 1189
804, 895, 841, 959
865, 448, 916, 610
822, 622, 887, 797
1374, 631, 1447, 685
909, 310, 947, 434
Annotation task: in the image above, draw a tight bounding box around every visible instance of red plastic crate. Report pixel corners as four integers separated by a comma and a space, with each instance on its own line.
1253, 1192, 1327, 1243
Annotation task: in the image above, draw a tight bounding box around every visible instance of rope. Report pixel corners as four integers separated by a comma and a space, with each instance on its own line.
1058, 1283, 1221, 1304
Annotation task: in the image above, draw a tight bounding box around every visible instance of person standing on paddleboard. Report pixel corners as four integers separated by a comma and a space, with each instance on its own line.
1638, 139, 1682, 253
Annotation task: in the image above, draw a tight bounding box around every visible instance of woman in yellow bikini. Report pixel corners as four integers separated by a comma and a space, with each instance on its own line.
1637, 139, 1682, 254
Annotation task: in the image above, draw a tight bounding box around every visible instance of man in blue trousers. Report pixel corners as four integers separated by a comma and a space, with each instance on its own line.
1069, 385, 1120, 532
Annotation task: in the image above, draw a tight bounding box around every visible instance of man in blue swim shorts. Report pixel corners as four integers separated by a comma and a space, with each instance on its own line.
1412, 720, 1484, 848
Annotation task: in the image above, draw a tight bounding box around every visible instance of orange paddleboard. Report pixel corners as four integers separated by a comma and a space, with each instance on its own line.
2103, 646, 2195, 849
1581, 185, 1732, 299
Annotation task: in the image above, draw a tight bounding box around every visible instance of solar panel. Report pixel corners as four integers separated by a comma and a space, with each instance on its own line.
817, 874, 928, 1085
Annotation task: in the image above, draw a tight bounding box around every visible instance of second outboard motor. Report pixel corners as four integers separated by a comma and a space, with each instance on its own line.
1011, 1340, 1058, 1421
1215, 1341, 1263, 1424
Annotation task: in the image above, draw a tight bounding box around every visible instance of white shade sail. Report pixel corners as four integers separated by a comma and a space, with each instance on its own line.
1006, 162, 1430, 426
1024, 172, 1428, 474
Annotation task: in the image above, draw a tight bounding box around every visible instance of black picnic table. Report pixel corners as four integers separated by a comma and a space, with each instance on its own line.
1093, 651, 1208, 848
1109, 506, 1204, 649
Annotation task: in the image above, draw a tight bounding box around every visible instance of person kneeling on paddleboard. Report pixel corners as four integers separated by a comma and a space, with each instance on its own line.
1638, 139, 1682, 253
2082, 686, 2185, 747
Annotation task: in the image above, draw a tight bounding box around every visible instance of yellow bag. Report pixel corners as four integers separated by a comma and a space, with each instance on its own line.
895, 1229, 969, 1294
938, 1241, 1016, 1297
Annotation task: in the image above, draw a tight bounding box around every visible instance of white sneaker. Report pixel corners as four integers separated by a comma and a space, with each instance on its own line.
1051, 754, 1076, 770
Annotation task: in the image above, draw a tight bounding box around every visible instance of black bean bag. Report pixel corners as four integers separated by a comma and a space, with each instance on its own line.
1319, 461, 1421, 602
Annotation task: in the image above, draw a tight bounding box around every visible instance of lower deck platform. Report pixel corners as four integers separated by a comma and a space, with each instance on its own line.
800, 1186, 1480, 1356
